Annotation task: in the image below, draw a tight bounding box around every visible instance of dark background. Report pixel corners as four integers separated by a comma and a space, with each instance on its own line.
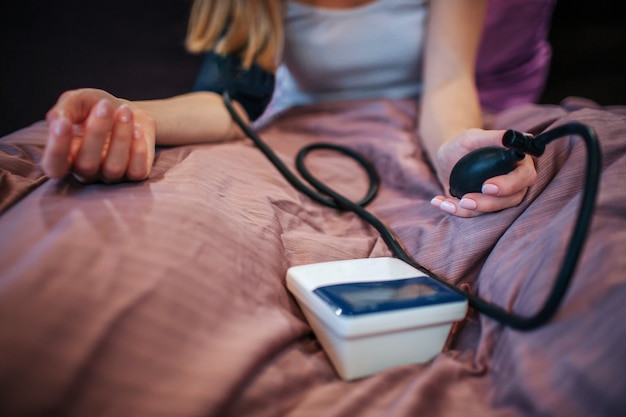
0, 0, 201, 137
538, 0, 626, 106
1, 0, 625, 137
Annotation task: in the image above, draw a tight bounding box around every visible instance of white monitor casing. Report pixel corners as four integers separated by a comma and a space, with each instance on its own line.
286, 257, 468, 380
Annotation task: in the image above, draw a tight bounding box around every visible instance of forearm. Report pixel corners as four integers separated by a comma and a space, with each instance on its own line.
419, 77, 483, 164
130, 91, 247, 146
418, 0, 486, 168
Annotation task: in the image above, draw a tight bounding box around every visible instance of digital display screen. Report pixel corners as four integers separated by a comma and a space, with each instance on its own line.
314, 276, 464, 316
340, 283, 436, 307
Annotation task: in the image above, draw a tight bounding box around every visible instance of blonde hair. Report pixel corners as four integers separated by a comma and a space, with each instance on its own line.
186, 0, 285, 72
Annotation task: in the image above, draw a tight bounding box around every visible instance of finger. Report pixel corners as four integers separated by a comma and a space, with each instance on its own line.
47, 89, 109, 126
431, 196, 483, 218
458, 188, 527, 213
46, 90, 74, 122
126, 123, 153, 181
101, 104, 134, 181
481, 155, 537, 197
42, 116, 74, 178
72, 99, 115, 179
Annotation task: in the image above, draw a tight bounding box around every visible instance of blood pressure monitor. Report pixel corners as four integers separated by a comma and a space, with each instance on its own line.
286, 257, 468, 380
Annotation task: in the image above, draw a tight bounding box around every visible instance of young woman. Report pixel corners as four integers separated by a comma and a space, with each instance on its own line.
41, 0, 537, 218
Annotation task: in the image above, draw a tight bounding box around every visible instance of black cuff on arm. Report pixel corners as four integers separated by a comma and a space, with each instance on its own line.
192, 51, 275, 121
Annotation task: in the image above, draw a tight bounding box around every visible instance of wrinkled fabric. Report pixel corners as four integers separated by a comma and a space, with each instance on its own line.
0, 98, 624, 417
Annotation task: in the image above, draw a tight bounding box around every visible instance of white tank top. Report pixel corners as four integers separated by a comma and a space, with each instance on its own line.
269, 0, 429, 114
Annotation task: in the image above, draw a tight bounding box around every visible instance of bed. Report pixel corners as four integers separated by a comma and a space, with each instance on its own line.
1, 2, 625, 417
1, 95, 625, 416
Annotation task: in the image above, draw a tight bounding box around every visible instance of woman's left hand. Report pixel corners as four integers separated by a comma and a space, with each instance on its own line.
430, 128, 537, 218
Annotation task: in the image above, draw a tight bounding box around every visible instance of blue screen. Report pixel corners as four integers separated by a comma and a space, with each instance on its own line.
313, 276, 464, 316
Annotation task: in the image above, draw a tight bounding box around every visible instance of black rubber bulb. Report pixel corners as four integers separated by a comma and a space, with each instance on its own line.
449, 147, 525, 198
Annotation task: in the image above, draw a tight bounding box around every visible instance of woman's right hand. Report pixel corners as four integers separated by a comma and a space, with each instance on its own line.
42, 88, 156, 183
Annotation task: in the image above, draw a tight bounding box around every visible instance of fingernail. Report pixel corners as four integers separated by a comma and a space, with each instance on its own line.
440, 201, 456, 214
133, 123, 142, 140
53, 117, 70, 136
459, 198, 477, 210
482, 184, 499, 195
430, 196, 443, 207
118, 104, 131, 123
71, 173, 88, 184
95, 99, 112, 119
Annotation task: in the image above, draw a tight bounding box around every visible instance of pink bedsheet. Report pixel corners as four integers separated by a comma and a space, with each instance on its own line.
0, 97, 624, 417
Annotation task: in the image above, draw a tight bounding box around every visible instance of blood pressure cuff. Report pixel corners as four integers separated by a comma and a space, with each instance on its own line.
192, 51, 275, 121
